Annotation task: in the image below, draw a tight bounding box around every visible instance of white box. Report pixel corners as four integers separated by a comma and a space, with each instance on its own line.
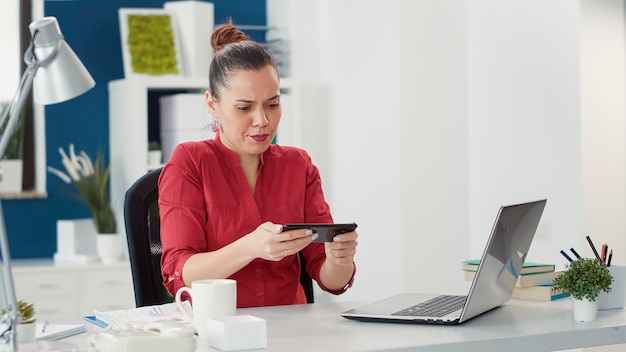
164, 1, 214, 78
0, 159, 23, 193
161, 129, 213, 162
599, 265, 626, 310
160, 94, 209, 131
54, 219, 98, 264
205, 315, 267, 351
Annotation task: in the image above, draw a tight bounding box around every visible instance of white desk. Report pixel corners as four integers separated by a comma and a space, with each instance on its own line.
39, 298, 626, 351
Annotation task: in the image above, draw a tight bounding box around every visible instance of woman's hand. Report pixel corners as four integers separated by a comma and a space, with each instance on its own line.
247, 222, 317, 261
324, 230, 358, 266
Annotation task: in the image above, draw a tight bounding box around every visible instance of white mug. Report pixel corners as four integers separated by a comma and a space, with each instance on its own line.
175, 279, 237, 338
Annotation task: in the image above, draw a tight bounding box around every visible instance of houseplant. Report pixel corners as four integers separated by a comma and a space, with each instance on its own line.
552, 257, 613, 321
1, 300, 36, 342
48, 144, 122, 263
148, 140, 162, 166
0, 101, 25, 193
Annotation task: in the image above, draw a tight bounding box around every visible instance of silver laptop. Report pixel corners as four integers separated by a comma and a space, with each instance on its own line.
341, 199, 547, 325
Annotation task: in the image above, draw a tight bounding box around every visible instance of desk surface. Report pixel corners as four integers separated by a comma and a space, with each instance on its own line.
31, 297, 626, 352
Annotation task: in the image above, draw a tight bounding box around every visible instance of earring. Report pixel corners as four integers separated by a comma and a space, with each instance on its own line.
211, 119, 219, 133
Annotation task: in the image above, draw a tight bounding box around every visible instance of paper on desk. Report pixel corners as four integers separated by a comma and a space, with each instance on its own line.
93, 301, 192, 328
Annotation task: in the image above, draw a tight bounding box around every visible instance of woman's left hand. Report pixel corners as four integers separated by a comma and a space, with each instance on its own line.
324, 230, 358, 266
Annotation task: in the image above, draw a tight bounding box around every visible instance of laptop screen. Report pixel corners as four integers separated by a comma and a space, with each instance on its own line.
460, 199, 547, 322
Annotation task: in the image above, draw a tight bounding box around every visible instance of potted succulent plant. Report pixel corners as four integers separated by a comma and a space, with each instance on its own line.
1, 300, 36, 342
552, 257, 613, 322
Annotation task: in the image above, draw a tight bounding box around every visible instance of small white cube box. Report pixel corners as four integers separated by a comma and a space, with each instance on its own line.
205, 315, 267, 351
159, 93, 215, 162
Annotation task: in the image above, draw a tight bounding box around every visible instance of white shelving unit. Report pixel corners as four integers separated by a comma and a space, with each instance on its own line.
12, 259, 134, 320
108, 77, 300, 238
108, 77, 208, 237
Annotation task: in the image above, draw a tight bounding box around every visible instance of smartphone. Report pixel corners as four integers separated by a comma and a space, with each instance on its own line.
282, 223, 358, 243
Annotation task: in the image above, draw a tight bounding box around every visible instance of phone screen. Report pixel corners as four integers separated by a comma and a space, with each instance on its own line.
282, 223, 358, 242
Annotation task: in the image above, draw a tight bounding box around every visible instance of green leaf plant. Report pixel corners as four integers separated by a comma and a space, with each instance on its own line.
1, 300, 36, 324
47, 144, 117, 234
552, 257, 613, 301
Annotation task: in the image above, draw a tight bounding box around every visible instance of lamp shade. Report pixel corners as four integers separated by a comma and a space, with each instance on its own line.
29, 17, 95, 105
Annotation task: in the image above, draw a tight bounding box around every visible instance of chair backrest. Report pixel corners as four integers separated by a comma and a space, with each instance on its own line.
124, 167, 172, 307
124, 167, 315, 307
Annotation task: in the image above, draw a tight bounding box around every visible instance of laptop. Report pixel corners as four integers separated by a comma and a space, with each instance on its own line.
341, 199, 547, 325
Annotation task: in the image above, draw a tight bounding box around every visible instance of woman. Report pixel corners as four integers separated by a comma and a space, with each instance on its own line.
159, 21, 358, 308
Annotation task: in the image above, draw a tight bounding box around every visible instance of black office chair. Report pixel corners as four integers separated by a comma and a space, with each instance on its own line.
124, 167, 315, 308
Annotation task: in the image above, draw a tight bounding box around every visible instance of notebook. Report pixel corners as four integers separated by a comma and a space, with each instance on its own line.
36, 323, 87, 340
341, 199, 547, 325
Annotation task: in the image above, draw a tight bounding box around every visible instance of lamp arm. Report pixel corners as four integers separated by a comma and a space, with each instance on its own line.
0, 202, 20, 351
0, 63, 37, 160
0, 41, 41, 352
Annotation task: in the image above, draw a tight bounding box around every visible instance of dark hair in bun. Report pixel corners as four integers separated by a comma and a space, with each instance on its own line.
209, 19, 278, 101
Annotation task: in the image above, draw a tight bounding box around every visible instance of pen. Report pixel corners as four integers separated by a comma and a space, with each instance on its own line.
601, 244, 608, 264
41, 320, 49, 333
586, 235, 601, 261
560, 250, 573, 263
570, 248, 581, 259
607, 249, 613, 267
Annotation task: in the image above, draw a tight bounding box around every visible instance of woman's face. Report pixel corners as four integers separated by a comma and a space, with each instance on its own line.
206, 65, 281, 159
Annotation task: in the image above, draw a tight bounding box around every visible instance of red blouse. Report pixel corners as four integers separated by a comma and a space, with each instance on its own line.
158, 135, 353, 307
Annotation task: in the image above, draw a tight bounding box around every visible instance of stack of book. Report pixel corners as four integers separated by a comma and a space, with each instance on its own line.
462, 259, 568, 301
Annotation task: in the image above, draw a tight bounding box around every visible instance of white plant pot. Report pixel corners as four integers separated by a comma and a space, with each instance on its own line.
54, 218, 98, 265
97, 233, 123, 264
0, 159, 23, 194
571, 297, 598, 322
16, 321, 37, 343
148, 150, 163, 167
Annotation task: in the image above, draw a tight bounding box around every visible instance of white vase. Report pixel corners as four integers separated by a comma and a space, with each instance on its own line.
54, 218, 99, 265
571, 297, 598, 322
0, 159, 23, 194
97, 233, 123, 264
16, 321, 36, 343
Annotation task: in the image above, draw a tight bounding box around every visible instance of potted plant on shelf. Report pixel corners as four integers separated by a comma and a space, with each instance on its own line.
0, 101, 25, 194
48, 144, 122, 264
552, 257, 613, 322
1, 300, 36, 342
148, 140, 162, 168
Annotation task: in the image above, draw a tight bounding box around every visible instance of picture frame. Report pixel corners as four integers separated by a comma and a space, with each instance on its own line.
118, 8, 183, 78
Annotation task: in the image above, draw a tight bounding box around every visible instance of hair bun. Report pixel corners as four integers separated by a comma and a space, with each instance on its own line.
211, 20, 250, 52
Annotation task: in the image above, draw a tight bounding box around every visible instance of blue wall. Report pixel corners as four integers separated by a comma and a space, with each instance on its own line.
4, 0, 266, 259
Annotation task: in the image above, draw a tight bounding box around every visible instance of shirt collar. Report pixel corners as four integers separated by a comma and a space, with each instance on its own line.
214, 132, 270, 168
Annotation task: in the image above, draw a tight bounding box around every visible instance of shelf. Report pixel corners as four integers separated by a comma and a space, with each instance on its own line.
109, 76, 208, 90
0, 190, 48, 200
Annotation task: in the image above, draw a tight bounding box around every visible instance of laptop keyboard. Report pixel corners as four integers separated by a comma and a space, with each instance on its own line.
392, 295, 467, 317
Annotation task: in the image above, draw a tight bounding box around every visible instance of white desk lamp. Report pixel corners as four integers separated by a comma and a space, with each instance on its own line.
0, 16, 95, 351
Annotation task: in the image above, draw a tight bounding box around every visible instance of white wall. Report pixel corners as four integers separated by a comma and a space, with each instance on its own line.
0, 1, 20, 101
270, 0, 626, 312
581, 0, 626, 267
467, 1, 583, 265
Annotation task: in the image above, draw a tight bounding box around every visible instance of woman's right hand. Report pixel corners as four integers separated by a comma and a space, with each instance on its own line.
248, 221, 317, 261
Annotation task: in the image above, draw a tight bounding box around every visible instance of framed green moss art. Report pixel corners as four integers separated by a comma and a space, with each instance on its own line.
118, 8, 183, 77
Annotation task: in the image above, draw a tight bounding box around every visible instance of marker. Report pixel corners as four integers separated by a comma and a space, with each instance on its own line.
570, 248, 581, 259
607, 249, 613, 267
586, 235, 601, 261
560, 250, 573, 263
601, 244, 608, 264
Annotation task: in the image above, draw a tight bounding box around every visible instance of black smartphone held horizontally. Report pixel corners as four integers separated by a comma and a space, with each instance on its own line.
282, 223, 358, 243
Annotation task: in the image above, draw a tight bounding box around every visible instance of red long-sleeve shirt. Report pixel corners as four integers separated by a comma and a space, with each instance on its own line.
159, 135, 353, 307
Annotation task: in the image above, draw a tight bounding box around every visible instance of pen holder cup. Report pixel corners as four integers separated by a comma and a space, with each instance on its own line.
598, 265, 626, 310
